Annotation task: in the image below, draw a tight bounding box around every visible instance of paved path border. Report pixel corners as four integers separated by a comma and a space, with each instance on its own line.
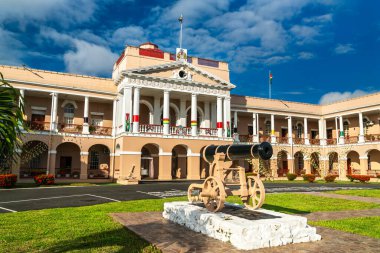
300, 192, 380, 204
111, 212, 380, 253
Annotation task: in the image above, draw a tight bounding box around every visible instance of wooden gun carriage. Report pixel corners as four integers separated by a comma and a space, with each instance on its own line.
188, 142, 273, 212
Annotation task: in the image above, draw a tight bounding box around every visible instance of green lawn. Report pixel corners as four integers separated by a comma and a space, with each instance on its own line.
311, 216, 380, 239
330, 189, 380, 198
0, 193, 379, 253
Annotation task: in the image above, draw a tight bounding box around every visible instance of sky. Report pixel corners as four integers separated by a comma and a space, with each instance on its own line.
0, 0, 379, 104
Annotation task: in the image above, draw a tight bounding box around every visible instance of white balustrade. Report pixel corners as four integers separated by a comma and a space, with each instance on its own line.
198, 128, 218, 137
139, 124, 163, 134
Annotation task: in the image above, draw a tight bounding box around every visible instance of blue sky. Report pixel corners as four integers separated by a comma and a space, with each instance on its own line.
0, 0, 379, 104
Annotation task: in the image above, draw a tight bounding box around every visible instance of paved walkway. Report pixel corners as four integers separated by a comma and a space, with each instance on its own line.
300, 192, 380, 204
112, 212, 380, 253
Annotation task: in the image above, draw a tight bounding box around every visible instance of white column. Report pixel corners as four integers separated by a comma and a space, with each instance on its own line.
211, 102, 216, 128
204, 101, 210, 128
132, 87, 140, 133
253, 113, 259, 142
270, 114, 276, 143
339, 115, 344, 144
233, 111, 238, 131
358, 112, 365, 143
163, 90, 170, 135
217, 97, 223, 137
179, 99, 186, 127
153, 96, 161, 125
19, 89, 25, 107
82, 96, 90, 134
304, 117, 310, 145
191, 93, 198, 136
223, 97, 231, 137
112, 99, 117, 136
322, 118, 327, 145
123, 86, 132, 132
287, 116, 293, 144
50, 93, 58, 132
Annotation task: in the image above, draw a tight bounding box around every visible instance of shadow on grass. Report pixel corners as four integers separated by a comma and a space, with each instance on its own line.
42, 227, 161, 253
262, 204, 309, 214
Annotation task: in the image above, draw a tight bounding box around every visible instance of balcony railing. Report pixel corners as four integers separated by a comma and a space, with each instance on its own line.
25, 121, 50, 131
239, 135, 253, 143
277, 137, 288, 144
309, 138, 320, 145
365, 134, 380, 142
90, 126, 112, 136
326, 138, 337, 145
139, 124, 163, 134
344, 136, 358, 144
260, 135, 271, 142
198, 128, 218, 137
59, 123, 83, 134
293, 138, 305, 145
170, 126, 191, 135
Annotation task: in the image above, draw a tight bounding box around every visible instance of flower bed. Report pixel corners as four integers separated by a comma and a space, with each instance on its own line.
286, 173, 297, 181
302, 174, 316, 183
34, 174, 55, 186
0, 174, 17, 188
324, 174, 338, 183
346, 174, 371, 183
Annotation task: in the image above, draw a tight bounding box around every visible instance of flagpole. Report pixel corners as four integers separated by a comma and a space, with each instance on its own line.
269, 70, 271, 99
178, 14, 183, 49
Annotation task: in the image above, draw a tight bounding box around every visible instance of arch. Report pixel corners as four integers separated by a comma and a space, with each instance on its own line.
367, 149, 380, 171
160, 103, 180, 126
140, 99, 154, 113
310, 152, 320, 175
296, 122, 303, 138
56, 142, 81, 178
88, 144, 110, 179
171, 144, 188, 179
61, 100, 78, 109
347, 150, 360, 175
294, 151, 304, 175
20, 141, 49, 178
199, 146, 209, 179
185, 106, 205, 127
328, 152, 339, 174
140, 143, 160, 179
264, 119, 271, 135
277, 150, 288, 176
140, 103, 153, 124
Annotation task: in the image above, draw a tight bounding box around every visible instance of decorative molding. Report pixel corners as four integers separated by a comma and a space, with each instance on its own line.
159, 152, 172, 156
61, 100, 78, 109
91, 112, 104, 116
359, 156, 368, 160
188, 153, 201, 157
80, 152, 89, 156
31, 106, 47, 111
48, 150, 57, 154
119, 151, 142, 155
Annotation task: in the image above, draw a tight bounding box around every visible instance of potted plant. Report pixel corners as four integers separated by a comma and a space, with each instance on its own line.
89, 173, 94, 178
72, 171, 80, 178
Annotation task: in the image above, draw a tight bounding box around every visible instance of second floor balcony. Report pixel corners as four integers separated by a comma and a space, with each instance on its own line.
25, 121, 112, 136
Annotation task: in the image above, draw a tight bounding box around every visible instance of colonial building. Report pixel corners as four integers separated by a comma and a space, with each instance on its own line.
1, 42, 379, 182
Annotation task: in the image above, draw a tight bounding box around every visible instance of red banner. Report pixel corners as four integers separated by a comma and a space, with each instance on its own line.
217, 122, 223, 128
133, 115, 139, 122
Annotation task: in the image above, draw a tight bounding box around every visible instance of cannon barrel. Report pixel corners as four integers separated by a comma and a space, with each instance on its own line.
202, 142, 273, 164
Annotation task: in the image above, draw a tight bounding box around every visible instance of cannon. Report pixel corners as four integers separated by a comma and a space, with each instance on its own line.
188, 142, 273, 212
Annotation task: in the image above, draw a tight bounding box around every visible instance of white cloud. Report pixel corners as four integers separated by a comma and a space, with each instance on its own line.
0, 0, 96, 28
0, 28, 25, 65
298, 52, 314, 59
303, 14, 333, 24
64, 40, 118, 76
319, 90, 368, 104
290, 25, 320, 45
111, 26, 147, 46
334, 43, 355, 54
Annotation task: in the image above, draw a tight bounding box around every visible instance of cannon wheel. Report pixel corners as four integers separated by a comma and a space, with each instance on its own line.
244, 176, 265, 210
202, 176, 226, 212
187, 184, 203, 203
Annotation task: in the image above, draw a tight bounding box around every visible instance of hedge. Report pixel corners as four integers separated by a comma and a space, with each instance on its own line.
286, 173, 297, 181
34, 174, 55, 186
324, 174, 338, 183
346, 174, 371, 183
0, 174, 17, 188
302, 174, 316, 183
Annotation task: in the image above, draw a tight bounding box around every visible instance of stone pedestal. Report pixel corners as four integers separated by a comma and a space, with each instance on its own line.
163, 201, 321, 250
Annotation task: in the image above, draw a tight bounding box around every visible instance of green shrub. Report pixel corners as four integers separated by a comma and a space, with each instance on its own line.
324, 174, 338, 182
286, 173, 297, 181
0, 174, 17, 188
34, 174, 55, 186
302, 174, 316, 183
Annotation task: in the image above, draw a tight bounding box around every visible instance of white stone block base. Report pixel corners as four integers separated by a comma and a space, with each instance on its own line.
163, 201, 321, 250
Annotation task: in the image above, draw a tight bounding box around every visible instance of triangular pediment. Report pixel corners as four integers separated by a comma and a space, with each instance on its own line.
125, 62, 235, 88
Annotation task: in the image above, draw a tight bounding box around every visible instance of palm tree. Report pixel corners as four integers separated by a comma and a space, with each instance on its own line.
0, 72, 25, 172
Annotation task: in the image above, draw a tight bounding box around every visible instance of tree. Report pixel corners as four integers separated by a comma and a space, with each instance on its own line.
0, 72, 25, 172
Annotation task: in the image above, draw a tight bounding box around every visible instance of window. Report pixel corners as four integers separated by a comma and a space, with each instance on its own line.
90, 151, 99, 169
29, 156, 41, 169
248, 125, 253, 135
265, 121, 271, 135
343, 121, 349, 136
311, 130, 317, 139
327, 129, 333, 139
91, 115, 103, 127
368, 154, 371, 170
64, 103, 75, 127
296, 123, 303, 138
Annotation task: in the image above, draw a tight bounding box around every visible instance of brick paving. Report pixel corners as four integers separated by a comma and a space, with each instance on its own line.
300, 192, 380, 204
111, 212, 380, 253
